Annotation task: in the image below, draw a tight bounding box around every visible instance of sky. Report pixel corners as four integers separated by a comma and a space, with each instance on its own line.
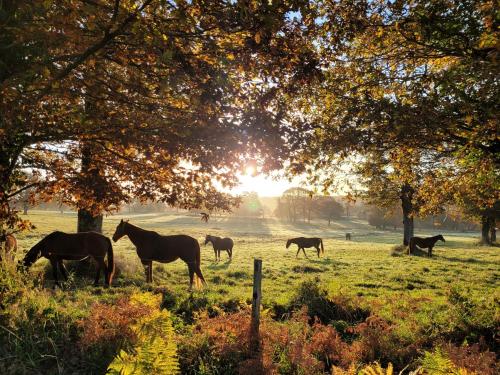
230, 166, 303, 197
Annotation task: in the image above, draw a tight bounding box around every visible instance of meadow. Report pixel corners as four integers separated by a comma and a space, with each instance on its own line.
1, 211, 498, 374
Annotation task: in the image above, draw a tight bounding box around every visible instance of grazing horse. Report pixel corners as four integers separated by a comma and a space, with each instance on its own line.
409, 235, 445, 257
286, 237, 324, 258
112, 220, 206, 290
0, 233, 17, 262
204, 234, 234, 261
21, 231, 114, 287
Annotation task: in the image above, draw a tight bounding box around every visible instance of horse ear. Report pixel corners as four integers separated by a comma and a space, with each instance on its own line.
120, 219, 123, 223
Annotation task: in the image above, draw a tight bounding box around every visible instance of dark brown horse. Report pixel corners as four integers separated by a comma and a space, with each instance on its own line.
21, 231, 114, 287
0, 233, 17, 262
409, 235, 445, 257
204, 234, 234, 261
112, 220, 206, 290
286, 237, 324, 258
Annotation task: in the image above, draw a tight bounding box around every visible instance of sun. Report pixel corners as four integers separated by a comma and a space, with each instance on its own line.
245, 165, 256, 176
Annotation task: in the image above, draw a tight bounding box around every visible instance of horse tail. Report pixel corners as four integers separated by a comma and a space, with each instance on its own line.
194, 241, 207, 287
408, 238, 414, 255
106, 238, 115, 286
320, 239, 324, 254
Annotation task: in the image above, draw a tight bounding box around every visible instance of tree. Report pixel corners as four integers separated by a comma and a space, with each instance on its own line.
232, 192, 263, 218
279, 187, 313, 223
1, 0, 320, 233
287, 0, 498, 243
312, 196, 343, 225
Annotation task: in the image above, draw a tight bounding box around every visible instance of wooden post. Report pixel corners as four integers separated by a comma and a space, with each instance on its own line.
250, 258, 262, 352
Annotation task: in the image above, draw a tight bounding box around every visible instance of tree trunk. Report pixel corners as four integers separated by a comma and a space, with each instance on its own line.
490, 218, 496, 243
76, 140, 104, 233
77, 209, 103, 233
401, 184, 415, 246
480, 215, 491, 245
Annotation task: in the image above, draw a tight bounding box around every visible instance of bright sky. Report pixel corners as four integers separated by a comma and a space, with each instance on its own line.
231, 166, 303, 197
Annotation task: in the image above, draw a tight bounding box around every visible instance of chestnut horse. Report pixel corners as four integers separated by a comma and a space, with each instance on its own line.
22, 231, 114, 287
0, 233, 17, 262
112, 220, 206, 290
205, 234, 234, 261
286, 237, 324, 258
409, 235, 445, 257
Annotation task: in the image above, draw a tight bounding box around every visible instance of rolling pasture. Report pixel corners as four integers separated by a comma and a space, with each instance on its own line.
18, 211, 497, 303
2, 211, 499, 374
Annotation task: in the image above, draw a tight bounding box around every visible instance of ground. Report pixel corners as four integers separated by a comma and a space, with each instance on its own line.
18, 210, 498, 305
2, 211, 498, 374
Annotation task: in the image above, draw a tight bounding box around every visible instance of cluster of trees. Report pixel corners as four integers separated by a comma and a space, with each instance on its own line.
367, 206, 479, 232
1, 1, 497, 246
274, 188, 344, 225
1, 0, 319, 233
286, 0, 499, 244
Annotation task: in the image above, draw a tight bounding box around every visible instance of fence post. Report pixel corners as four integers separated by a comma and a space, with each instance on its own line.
250, 258, 262, 352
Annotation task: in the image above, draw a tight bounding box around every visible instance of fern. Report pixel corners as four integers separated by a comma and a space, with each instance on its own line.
361, 362, 393, 375
107, 293, 179, 374
418, 348, 479, 375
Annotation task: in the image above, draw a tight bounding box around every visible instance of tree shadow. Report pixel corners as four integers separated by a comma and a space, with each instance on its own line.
207, 260, 232, 270
435, 255, 498, 266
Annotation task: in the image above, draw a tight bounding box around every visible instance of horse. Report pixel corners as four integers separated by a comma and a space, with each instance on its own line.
204, 234, 234, 261
0, 233, 17, 262
112, 219, 206, 290
21, 231, 114, 287
408, 235, 445, 257
345, 233, 351, 241
286, 237, 324, 258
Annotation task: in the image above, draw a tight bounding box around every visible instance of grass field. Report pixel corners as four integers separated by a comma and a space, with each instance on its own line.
2, 210, 499, 374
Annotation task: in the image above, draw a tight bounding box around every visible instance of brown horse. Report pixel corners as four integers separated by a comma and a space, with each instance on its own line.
205, 234, 234, 261
21, 231, 114, 287
409, 235, 445, 257
286, 237, 324, 258
0, 233, 17, 262
112, 220, 206, 290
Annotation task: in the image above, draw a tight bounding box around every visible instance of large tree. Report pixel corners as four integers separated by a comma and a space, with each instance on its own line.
1, 0, 320, 233
287, 0, 499, 243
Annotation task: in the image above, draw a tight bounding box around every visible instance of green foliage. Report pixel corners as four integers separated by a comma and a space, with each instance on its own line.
107, 294, 179, 374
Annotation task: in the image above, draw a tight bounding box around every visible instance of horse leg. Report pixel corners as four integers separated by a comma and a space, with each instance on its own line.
428, 247, 433, 257
187, 263, 195, 291
214, 249, 217, 262
58, 259, 68, 281
302, 248, 309, 259
149, 261, 153, 283
49, 258, 60, 288
315, 246, 320, 258
94, 257, 106, 286
296, 247, 301, 258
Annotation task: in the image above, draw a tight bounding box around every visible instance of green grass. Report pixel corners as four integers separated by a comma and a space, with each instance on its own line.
2, 210, 498, 374
16, 210, 498, 305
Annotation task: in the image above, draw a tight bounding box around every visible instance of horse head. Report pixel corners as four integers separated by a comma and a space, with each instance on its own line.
286, 239, 292, 248
438, 234, 445, 242
22, 242, 43, 269
204, 235, 212, 245
112, 219, 128, 242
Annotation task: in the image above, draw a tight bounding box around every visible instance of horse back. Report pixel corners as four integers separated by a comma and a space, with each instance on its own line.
148, 234, 200, 262
45, 231, 110, 255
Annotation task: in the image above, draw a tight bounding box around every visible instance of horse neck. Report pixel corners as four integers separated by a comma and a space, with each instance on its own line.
124, 223, 146, 247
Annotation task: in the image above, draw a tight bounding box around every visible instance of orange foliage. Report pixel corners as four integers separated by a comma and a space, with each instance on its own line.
78, 298, 152, 349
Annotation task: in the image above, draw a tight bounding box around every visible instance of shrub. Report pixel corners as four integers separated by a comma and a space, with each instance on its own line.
288, 279, 370, 325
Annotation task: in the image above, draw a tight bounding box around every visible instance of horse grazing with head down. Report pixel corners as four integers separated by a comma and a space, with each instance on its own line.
204, 234, 234, 262
0, 233, 17, 262
112, 220, 206, 290
409, 235, 445, 257
286, 237, 324, 258
21, 231, 114, 287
